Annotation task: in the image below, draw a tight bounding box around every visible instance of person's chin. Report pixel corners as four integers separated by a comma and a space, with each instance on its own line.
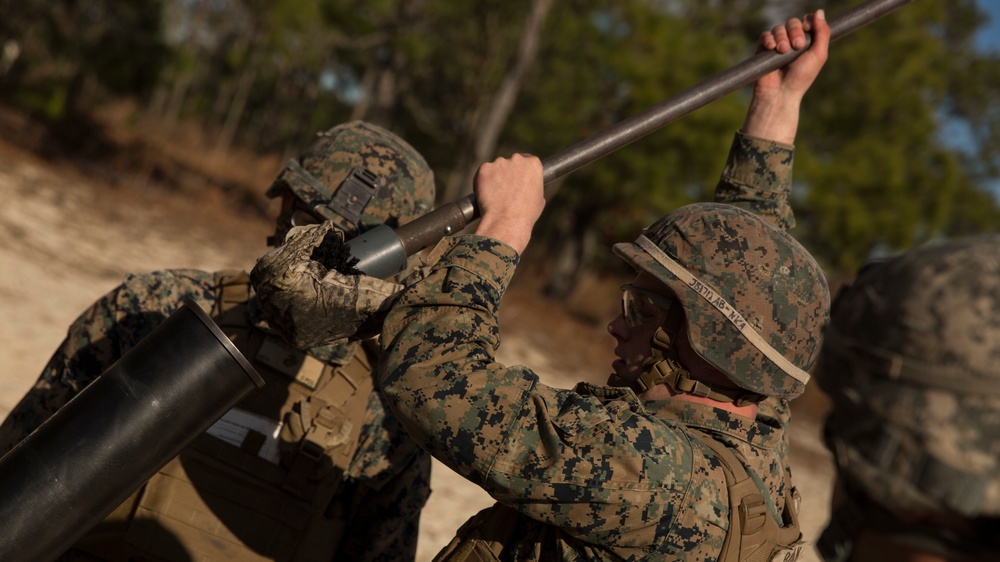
611, 358, 625, 375
611, 360, 638, 382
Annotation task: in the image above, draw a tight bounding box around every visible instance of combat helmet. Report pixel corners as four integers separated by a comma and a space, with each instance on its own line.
816, 236, 1000, 526
613, 203, 830, 399
266, 121, 435, 245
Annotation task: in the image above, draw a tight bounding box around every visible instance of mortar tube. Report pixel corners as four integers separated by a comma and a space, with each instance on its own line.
0, 300, 264, 561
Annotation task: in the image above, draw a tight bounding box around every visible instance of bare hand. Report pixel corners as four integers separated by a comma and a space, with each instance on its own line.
743, 10, 830, 144
755, 11, 831, 100
473, 154, 545, 254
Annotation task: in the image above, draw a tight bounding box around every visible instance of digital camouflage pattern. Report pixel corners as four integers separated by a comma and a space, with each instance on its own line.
614, 134, 830, 398
377, 132, 808, 560
616, 132, 828, 399
0, 119, 436, 561
381, 235, 790, 560
0, 269, 431, 561
613, 203, 829, 398
267, 121, 436, 234
713, 131, 797, 231
817, 235, 1000, 518
252, 120, 436, 350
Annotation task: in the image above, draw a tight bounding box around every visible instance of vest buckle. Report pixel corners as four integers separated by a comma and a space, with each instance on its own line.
739, 493, 768, 534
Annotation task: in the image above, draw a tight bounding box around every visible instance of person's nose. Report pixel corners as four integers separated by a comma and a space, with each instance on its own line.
608, 314, 629, 340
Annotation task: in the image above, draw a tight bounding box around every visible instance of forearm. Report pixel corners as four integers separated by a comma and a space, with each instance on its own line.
0, 285, 131, 453
743, 10, 829, 146
0, 360, 76, 454
740, 94, 801, 146
0, 270, 215, 453
726, 9, 829, 230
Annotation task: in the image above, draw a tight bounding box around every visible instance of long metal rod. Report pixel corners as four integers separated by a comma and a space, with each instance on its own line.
355, 0, 914, 275
541, 0, 914, 184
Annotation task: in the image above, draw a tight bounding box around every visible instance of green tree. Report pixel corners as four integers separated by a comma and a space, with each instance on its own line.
793, 0, 1000, 272
506, 0, 768, 295
0, 0, 169, 120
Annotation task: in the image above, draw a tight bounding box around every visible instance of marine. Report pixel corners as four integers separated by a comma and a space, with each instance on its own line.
0, 121, 434, 561
249, 12, 832, 561
815, 236, 1000, 562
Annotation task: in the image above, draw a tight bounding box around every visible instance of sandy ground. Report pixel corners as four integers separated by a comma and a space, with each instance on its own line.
0, 138, 835, 561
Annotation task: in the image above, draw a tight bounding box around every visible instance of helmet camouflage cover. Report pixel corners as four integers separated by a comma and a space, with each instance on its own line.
267, 121, 435, 236
613, 203, 830, 398
817, 235, 1000, 518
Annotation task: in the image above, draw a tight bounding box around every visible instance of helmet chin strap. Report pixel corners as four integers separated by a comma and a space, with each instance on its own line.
608, 306, 758, 406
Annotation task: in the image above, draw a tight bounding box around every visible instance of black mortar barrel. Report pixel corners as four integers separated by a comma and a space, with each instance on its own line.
0, 300, 264, 561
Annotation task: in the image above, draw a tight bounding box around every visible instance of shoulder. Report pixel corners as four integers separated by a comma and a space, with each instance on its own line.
112, 269, 220, 314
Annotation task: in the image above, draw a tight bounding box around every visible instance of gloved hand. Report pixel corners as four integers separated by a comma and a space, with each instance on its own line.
250, 222, 403, 350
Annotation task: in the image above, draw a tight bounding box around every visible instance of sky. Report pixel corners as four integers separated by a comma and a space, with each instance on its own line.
971, 0, 999, 199
977, 0, 1000, 52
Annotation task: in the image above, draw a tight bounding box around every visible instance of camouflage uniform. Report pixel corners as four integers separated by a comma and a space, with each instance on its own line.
815, 236, 1000, 560
379, 132, 820, 560
0, 121, 434, 561
0, 270, 430, 561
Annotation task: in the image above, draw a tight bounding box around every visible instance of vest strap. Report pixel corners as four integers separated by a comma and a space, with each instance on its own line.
73, 271, 378, 560
691, 429, 803, 562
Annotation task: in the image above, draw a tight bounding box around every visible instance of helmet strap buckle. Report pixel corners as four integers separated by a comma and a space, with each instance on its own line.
609, 307, 763, 406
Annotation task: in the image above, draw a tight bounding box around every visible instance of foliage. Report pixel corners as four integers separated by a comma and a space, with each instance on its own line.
793, 0, 1000, 272
0, 0, 169, 119
0, 0, 998, 282
509, 0, 765, 269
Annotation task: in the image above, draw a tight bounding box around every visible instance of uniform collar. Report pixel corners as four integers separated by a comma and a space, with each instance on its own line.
643, 399, 783, 450
576, 382, 784, 451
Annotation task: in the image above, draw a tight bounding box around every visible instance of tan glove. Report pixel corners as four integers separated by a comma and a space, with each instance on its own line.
250, 222, 403, 350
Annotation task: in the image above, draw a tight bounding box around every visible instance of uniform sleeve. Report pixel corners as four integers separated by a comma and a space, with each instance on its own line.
379, 236, 694, 550
713, 133, 799, 497
713, 131, 796, 231
335, 389, 432, 561
379, 235, 525, 478
0, 270, 216, 454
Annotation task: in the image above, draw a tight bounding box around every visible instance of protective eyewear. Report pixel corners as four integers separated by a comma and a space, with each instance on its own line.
288, 199, 324, 228
620, 284, 673, 329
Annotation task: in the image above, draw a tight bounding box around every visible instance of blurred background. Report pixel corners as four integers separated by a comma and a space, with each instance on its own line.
0, 1, 998, 559
0, 0, 998, 294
